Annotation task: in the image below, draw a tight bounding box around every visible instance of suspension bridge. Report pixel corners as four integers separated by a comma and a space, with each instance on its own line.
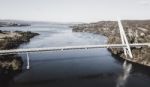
0, 20, 150, 69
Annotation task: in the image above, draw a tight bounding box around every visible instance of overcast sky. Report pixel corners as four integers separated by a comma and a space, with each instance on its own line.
0, 0, 150, 22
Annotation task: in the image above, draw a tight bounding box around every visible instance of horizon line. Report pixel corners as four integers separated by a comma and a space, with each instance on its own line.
1, 18, 150, 23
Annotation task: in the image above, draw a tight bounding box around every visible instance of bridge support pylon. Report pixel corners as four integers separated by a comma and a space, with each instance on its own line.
26, 52, 30, 69
118, 19, 133, 58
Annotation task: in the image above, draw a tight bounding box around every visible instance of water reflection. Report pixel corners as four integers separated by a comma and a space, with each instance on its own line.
1, 25, 150, 87
117, 61, 132, 87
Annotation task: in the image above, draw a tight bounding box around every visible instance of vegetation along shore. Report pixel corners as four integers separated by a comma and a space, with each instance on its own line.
72, 20, 150, 66
0, 29, 39, 71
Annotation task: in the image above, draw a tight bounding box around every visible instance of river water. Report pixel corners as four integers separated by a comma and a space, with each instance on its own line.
0, 24, 150, 87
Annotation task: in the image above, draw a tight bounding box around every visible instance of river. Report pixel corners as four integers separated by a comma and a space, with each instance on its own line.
0, 24, 150, 87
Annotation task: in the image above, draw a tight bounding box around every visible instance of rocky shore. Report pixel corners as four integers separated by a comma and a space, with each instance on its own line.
0, 30, 39, 71
0, 31, 39, 50
72, 20, 150, 66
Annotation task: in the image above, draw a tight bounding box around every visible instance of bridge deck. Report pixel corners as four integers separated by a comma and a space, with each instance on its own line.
0, 43, 149, 54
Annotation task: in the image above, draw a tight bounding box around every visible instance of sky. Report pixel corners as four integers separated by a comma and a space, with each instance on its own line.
0, 0, 150, 22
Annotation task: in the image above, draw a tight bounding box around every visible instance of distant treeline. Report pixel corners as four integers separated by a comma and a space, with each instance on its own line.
0, 22, 30, 27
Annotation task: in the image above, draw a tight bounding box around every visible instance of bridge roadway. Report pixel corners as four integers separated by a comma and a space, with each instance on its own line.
0, 43, 149, 54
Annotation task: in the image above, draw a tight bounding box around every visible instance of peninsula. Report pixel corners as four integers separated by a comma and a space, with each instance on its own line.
0, 21, 39, 71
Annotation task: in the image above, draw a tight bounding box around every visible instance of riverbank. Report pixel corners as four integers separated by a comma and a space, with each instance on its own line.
0, 31, 39, 50
0, 30, 39, 71
72, 20, 150, 66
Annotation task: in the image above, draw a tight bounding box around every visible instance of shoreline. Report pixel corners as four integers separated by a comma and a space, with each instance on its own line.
0, 30, 39, 50
72, 20, 150, 67
0, 30, 39, 71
